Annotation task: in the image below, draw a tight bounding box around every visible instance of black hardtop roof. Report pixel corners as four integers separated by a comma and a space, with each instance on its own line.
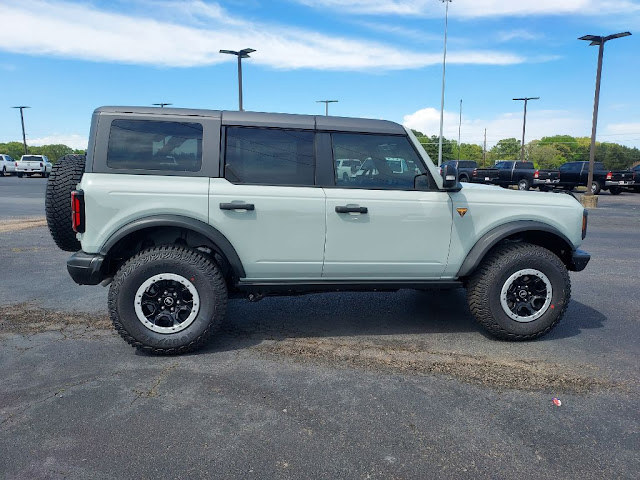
94, 106, 405, 135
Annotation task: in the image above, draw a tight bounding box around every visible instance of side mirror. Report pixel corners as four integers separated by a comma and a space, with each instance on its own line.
441, 164, 460, 190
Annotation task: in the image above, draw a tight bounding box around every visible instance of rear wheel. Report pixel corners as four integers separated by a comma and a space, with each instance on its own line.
109, 245, 228, 355
517, 178, 530, 191
459, 175, 469, 183
466, 242, 570, 340
45, 154, 86, 251
591, 180, 602, 195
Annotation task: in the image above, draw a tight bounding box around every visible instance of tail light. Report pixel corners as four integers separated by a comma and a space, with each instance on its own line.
606, 171, 612, 180
71, 190, 85, 233
582, 209, 588, 240
472, 168, 477, 177
40, 162, 44, 167
534, 170, 539, 179
15, 162, 18, 167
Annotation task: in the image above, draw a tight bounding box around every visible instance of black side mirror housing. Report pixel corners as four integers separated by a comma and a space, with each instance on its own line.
441, 164, 461, 191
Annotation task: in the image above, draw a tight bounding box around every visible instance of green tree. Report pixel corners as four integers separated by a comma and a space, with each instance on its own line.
528, 141, 565, 169
489, 138, 521, 162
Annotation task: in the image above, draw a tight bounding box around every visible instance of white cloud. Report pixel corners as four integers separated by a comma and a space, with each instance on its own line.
603, 122, 640, 146
403, 107, 590, 147
497, 30, 543, 43
0, 0, 526, 70
294, 0, 640, 18
29, 134, 88, 150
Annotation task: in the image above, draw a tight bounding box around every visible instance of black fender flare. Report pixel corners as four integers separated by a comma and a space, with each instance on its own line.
456, 220, 573, 277
100, 214, 246, 278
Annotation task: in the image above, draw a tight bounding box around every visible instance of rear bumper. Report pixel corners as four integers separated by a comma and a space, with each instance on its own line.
568, 249, 590, 272
605, 180, 634, 187
67, 251, 105, 285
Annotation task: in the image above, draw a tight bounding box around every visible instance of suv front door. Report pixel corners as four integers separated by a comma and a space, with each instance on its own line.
209, 127, 326, 280
322, 132, 453, 279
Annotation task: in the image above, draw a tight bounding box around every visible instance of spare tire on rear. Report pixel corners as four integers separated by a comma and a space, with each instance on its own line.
45, 154, 86, 252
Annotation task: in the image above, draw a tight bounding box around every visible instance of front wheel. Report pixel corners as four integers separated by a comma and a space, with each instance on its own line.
109, 246, 228, 354
466, 242, 570, 340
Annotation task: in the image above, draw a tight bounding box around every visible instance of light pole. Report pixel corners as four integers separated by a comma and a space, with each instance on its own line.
513, 97, 539, 162
316, 100, 338, 116
579, 32, 631, 196
152, 103, 172, 108
457, 98, 462, 160
12, 106, 30, 155
437, 0, 452, 166
219, 48, 256, 111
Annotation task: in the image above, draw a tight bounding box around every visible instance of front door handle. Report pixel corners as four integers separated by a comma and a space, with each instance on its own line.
220, 202, 255, 211
335, 205, 368, 214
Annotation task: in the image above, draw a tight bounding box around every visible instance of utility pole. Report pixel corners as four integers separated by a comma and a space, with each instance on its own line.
437, 0, 452, 166
457, 98, 462, 160
12, 106, 30, 155
483, 128, 487, 167
513, 97, 539, 162
152, 103, 172, 108
579, 32, 631, 197
219, 48, 256, 111
316, 100, 338, 116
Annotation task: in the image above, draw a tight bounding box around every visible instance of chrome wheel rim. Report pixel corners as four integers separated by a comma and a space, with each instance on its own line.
134, 273, 200, 334
500, 269, 552, 323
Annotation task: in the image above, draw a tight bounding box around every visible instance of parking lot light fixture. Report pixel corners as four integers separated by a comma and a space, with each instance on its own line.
153, 103, 172, 108
579, 32, 631, 197
220, 48, 256, 111
12, 106, 30, 155
316, 100, 338, 116
512, 97, 539, 162
437, 0, 452, 167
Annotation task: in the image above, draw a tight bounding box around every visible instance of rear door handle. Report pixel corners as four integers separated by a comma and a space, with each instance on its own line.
335, 205, 368, 214
220, 202, 255, 211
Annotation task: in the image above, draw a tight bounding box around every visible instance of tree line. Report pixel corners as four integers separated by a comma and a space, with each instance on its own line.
0, 141, 85, 162
412, 131, 640, 171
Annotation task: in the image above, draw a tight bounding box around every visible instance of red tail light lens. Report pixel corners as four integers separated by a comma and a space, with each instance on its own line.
606, 172, 612, 180
472, 169, 477, 176
534, 170, 539, 179
582, 210, 588, 240
71, 190, 85, 233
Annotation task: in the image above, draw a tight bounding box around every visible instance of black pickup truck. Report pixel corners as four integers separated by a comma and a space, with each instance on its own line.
440, 160, 478, 182
555, 161, 613, 194
471, 161, 536, 190
533, 169, 560, 191
605, 169, 636, 195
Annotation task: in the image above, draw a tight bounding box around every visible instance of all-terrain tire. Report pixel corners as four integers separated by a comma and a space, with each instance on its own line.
466, 242, 571, 340
591, 180, 602, 195
45, 154, 86, 252
108, 245, 228, 355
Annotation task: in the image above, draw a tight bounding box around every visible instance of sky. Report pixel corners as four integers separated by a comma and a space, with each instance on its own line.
0, 0, 638, 151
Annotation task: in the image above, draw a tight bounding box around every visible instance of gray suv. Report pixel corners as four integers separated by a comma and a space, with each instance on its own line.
45, 106, 590, 354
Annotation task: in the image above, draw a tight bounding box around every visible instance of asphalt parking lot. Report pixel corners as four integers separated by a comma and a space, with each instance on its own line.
1, 176, 638, 479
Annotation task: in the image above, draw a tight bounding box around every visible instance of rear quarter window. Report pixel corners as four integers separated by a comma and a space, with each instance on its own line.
106, 119, 203, 172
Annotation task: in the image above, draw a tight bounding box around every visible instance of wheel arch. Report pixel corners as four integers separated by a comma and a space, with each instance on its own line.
457, 221, 575, 278
100, 215, 246, 281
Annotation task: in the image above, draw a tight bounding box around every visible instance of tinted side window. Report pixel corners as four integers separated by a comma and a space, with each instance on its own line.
107, 120, 203, 171
332, 133, 431, 190
224, 127, 315, 186
460, 161, 476, 168
560, 163, 580, 172
516, 162, 534, 169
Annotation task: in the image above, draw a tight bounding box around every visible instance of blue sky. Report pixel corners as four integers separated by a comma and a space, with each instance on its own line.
0, 0, 638, 150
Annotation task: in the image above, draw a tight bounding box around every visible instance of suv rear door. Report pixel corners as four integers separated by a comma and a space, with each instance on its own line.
322, 132, 453, 279
209, 126, 326, 279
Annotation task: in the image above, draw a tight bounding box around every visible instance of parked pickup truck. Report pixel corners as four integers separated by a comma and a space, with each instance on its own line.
471, 161, 536, 190
555, 161, 612, 195
533, 170, 560, 191
633, 165, 640, 193
1, 154, 17, 176
605, 170, 635, 195
16, 155, 52, 177
439, 160, 478, 182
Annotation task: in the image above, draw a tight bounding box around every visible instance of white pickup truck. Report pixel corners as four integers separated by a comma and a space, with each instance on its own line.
1, 154, 17, 176
16, 155, 52, 178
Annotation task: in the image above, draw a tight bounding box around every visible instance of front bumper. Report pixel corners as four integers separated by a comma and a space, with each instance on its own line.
67, 251, 105, 285
568, 249, 590, 272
